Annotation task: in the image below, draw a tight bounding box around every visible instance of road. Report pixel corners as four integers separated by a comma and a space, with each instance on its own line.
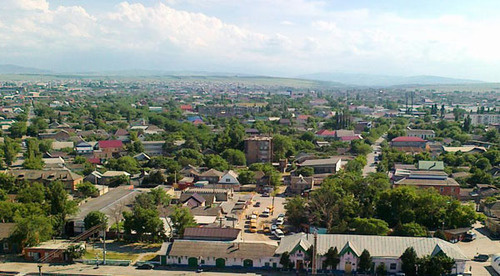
362, 136, 385, 176
0, 262, 257, 276
456, 222, 500, 275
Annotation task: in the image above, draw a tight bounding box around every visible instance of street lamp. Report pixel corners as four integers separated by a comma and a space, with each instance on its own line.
37, 264, 42, 276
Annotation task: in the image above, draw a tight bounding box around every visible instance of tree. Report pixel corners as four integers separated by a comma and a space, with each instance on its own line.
142, 171, 166, 186
106, 156, 140, 174
323, 247, 340, 270
351, 218, 389, 235
17, 182, 46, 204
204, 154, 229, 171
279, 251, 293, 270
169, 206, 196, 237
433, 230, 447, 240
84, 211, 108, 230
273, 134, 294, 161
10, 215, 53, 247
296, 166, 314, 177
351, 140, 372, 155
9, 121, 27, 138
238, 170, 255, 184
123, 207, 164, 242
394, 222, 428, 237
77, 182, 99, 198
417, 254, 454, 276
376, 262, 387, 276
284, 196, 308, 229
221, 149, 246, 165
475, 157, 492, 171
47, 181, 77, 234
359, 249, 373, 273
400, 247, 418, 276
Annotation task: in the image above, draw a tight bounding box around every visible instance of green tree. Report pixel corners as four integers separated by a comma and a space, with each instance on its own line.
9, 121, 27, 138
11, 215, 54, 247
400, 247, 418, 276
376, 262, 387, 276
238, 170, 256, 184
394, 222, 428, 237
221, 149, 246, 165
17, 182, 46, 204
475, 157, 492, 171
279, 251, 293, 270
351, 217, 389, 235
284, 196, 308, 229
84, 211, 108, 230
296, 166, 314, 177
3, 137, 20, 166
169, 206, 196, 237
272, 134, 294, 161
323, 247, 340, 270
123, 206, 164, 242
47, 181, 77, 234
204, 154, 229, 171
359, 249, 373, 273
142, 171, 166, 186
106, 156, 140, 174
77, 182, 99, 198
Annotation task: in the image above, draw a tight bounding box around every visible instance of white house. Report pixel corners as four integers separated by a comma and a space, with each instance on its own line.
275, 233, 468, 274
75, 141, 94, 154
217, 170, 240, 191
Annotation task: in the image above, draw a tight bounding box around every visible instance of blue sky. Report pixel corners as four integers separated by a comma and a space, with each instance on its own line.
2, 0, 500, 81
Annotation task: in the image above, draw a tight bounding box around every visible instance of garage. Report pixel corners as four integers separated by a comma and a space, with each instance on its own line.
216, 258, 225, 268
188, 257, 198, 267
243, 259, 253, 267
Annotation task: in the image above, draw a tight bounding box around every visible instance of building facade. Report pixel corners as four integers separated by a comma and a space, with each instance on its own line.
244, 136, 273, 164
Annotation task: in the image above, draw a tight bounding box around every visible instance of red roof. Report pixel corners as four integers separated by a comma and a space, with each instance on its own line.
391, 136, 425, 142
88, 158, 101, 164
297, 115, 311, 120
316, 129, 336, 136
181, 105, 193, 111
98, 140, 123, 148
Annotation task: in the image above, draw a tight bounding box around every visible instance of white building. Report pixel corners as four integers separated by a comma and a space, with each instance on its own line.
275, 233, 468, 274
406, 128, 436, 140
470, 114, 500, 126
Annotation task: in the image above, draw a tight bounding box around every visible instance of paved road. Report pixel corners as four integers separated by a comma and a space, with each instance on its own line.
362, 136, 385, 176
0, 262, 256, 275
456, 222, 500, 275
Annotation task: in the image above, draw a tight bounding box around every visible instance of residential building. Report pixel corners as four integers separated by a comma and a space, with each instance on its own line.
114, 129, 130, 142
24, 240, 85, 263
298, 157, 342, 174
217, 170, 240, 190
244, 136, 273, 164
39, 130, 71, 141
442, 145, 487, 154
406, 128, 436, 140
142, 141, 165, 156
161, 240, 278, 268
275, 233, 467, 273
95, 140, 124, 159
7, 169, 83, 192
289, 175, 314, 195
391, 136, 427, 154
75, 141, 94, 154
315, 129, 336, 139
470, 114, 500, 126
197, 169, 224, 184
0, 223, 16, 253
417, 160, 444, 171
183, 227, 241, 241
394, 171, 460, 198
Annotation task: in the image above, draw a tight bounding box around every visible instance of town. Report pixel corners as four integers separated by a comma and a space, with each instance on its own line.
0, 76, 496, 276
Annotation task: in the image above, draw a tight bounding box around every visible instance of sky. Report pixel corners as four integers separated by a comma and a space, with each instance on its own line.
2, 0, 500, 81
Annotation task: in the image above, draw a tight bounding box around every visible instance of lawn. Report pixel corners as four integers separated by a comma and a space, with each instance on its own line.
83, 248, 139, 261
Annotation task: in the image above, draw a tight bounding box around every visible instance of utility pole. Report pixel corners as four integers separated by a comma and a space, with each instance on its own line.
312, 230, 318, 275
103, 225, 106, 265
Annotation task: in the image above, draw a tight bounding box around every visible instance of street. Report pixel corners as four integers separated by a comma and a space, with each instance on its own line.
362, 136, 385, 176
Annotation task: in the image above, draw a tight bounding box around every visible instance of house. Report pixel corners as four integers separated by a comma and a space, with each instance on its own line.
244, 136, 273, 164
8, 169, 83, 192
181, 193, 207, 208
51, 141, 74, 151
183, 187, 233, 202
133, 152, 151, 161
315, 129, 336, 139
161, 240, 278, 268
0, 223, 16, 253
394, 171, 460, 198
442, 145, 487, 154
42, 157, 66, 168
417, 161, 444, 171
335, 130, 355, 139
96, 140, 124, 159
142, 141, 165, 156
217, 170, 240, 190
114, 129, 130, 142
275, 233, 468, 274
391, 136, 427, 154
75, 141, 94, 154
298, 157, 342, 174
406, 128, 436, 140
24, 240, 85, 263
340, 135, 362, 142
39, 130, 71, 141
289, 175, 314, 195
183, 227, 241, 241
197, 169, 224, 184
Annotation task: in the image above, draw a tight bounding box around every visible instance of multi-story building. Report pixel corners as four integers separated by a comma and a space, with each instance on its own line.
244, 136, 273, 164
470, 114, 500, 126
406, 128, 435, 140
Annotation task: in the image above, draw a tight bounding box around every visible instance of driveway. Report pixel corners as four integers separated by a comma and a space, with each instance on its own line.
362, 136, 384, 176
456, 222, 500, 275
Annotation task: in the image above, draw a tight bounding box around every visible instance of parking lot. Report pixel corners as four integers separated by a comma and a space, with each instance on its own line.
228, 192, 287, 244
456, 222, 500, 275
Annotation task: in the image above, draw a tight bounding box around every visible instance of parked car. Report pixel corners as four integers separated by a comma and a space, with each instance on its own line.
274, 229, 285, 239
473, 254, 489, 262
263, 224, 271, 233
254, 202, 261, 207
250, 214, 257, 220
275, 217, 284, 225
249, 224, 258, 233
277, 213, 285, 218
463, 232, 476, 242
262, 208, 270, 217
271, 224, 278, 231
137, 263, 154, 270
262, 192, 270, 197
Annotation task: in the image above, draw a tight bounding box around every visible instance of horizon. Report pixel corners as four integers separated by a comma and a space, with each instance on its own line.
2, 1, 500, 81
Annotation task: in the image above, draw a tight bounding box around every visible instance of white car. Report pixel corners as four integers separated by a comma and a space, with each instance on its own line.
274, 229, 285, 239
277, 213, 285, 218
262, 209, 270, 217
250, 214, 257, 220
275, 217, 284, 225
271, 224, 278, 231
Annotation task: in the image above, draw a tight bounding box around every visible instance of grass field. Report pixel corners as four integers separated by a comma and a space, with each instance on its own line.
83, 248, 138, 261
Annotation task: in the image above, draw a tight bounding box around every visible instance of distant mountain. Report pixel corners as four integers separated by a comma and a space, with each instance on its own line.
297, 72, 484, 87
0, 64, 52, 74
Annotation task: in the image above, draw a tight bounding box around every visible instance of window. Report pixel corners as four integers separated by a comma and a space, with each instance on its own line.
178, 258, 181, 264
226, 178, 230, 182
440, 187, 444, 192
201, 260, 205, 264
390, 263, 397, 270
